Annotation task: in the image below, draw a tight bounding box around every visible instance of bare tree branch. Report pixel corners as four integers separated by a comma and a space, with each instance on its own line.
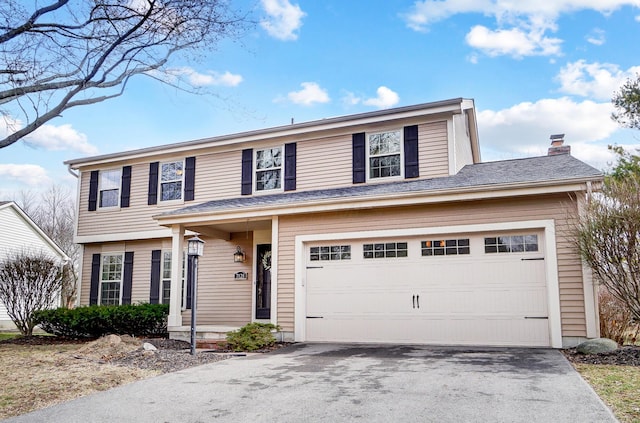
0, 0, 251, 148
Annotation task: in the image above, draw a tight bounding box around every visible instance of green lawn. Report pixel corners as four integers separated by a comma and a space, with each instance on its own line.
574, 363, 640, 423
0, 333, 19, 341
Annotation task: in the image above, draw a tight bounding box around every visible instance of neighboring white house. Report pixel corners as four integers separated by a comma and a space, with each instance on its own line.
0, 201, 69, 329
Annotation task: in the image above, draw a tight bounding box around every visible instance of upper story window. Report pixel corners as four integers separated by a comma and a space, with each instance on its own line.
368, 130, 403, 180
255, 147, 282, 192
99, 169, 121, 208
160, 160, 184, 201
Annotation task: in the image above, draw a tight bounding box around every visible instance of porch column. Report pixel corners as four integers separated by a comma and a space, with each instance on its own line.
168, 224, 184, 328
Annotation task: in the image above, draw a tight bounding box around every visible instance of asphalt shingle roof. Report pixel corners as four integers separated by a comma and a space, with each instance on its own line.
159, 154, 602, 218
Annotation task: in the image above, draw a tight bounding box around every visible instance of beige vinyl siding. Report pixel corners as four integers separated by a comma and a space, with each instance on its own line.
181, 233, 253, 326
193, 151, 242, 200
276, 194, 586, 336
296, 134, 352, 191
418, 121, 449, 178
81, 235, 253, 326
77, 118, 454, 237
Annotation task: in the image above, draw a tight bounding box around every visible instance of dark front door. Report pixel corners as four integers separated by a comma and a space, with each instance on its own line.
255, 244, 271, 320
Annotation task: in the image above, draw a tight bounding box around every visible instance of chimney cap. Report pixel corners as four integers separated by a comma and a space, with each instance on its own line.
550, 133, 565, 142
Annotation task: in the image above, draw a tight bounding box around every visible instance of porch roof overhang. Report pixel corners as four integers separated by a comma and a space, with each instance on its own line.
153, 154, 603, 228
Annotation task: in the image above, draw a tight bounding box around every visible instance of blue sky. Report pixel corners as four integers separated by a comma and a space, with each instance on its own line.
2, 0, 640, 199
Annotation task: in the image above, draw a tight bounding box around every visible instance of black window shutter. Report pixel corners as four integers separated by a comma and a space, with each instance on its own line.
90, 254, 101, 305
241, 149, 253, 195
148, 162, 159, 205
284, 143, 297, 191
121, 252, 134, 305
184, 157, 196, 201
404, 125, 419, 179
150, 250, 161, 304
88, 171, 99, 211
120, 166, 132, 208
185, 256, 193, 309
352, 133, 366, 184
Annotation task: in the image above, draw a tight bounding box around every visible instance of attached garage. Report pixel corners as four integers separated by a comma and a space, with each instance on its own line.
296, 222, 562, 347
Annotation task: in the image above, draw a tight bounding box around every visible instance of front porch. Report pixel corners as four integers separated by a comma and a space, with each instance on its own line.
161, 217, 281, 342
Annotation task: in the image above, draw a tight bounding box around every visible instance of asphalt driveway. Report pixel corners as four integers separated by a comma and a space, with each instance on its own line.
4, 343, 616, 423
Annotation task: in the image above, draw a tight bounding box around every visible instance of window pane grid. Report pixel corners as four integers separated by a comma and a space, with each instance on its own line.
363, 242, 407, 259
100, 254, 123, 305
310, 245, 351, 261
484, 235, 539, 253
160, 161, 183, 201
161, 251, 186, 307
368, 131, 401, 179
256, 147, 282, 191
421, 239, 470, 256
99, 169, 120, 208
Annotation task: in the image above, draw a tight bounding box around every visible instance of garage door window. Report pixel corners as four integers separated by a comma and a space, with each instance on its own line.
363, 242, 408, 259
484, 235, 538, 253
421, 239, 470, 256
310, 246, 351, 261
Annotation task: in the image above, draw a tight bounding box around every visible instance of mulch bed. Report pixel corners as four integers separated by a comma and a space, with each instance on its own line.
563, 345, 640, 366
0, 335, 291, 374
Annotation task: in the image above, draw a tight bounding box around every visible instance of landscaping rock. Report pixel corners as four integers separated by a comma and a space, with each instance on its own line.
143, 342, 157, 351
576, 338, 618, 354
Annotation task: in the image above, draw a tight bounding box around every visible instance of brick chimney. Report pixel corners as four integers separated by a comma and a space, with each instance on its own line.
548, 134, 571, 156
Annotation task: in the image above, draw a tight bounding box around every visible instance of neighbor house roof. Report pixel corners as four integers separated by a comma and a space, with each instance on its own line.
156, 153, 602, 221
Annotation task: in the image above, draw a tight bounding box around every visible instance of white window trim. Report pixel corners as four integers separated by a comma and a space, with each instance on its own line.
366, 129, 404, 182
98, 168, 121, 209
159, 159, 185, 203
99, 252, 124, 305
254, 145, 284, 194
160, 249, 187, 308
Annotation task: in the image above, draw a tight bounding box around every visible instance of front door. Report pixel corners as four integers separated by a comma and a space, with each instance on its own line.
255, 244, 271, 320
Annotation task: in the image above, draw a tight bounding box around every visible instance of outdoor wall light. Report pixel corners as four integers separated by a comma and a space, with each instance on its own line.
233, 246, 246, 263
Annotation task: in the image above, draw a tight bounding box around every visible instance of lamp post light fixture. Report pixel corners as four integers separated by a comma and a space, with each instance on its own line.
187, 236, 204, 356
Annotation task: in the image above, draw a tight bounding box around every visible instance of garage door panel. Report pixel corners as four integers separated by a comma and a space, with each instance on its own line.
305, 232, 550, 347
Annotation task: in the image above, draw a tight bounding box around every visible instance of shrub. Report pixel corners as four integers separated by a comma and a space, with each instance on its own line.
599, 287, 639, 345
225, 322, 280, 351
0, 251, 64, 336
34, 303, 169, 338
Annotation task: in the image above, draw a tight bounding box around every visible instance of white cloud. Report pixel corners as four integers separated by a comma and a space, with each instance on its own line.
363, 87, 400, 109
403, 1, 639, 57
260, 0, 306, 41
286, 82, 330, 106
166, 67, 243, 87
0, 114, 97, 155
0, 164, 51, 187
586, 28, 606, 45
466, 23, 562, 57
556, 60, 640, 100
477, 97, 619, 166
24, 124, 98, 155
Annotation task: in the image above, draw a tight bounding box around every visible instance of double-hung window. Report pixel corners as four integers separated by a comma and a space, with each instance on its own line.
160, 160, 184, 201
255, 147, 283, 192
99, 169, 121, 208
161, 251, 186, 307
368, 130, 402, 180
100, 254, 123, 305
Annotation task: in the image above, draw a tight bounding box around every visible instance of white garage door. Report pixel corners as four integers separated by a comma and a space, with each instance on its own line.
305, 232, 550, 347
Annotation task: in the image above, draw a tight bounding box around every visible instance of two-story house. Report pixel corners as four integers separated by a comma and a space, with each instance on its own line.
65, 98, 603, 348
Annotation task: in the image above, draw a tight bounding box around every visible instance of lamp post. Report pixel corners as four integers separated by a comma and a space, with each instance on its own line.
187, 236, 204, 356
